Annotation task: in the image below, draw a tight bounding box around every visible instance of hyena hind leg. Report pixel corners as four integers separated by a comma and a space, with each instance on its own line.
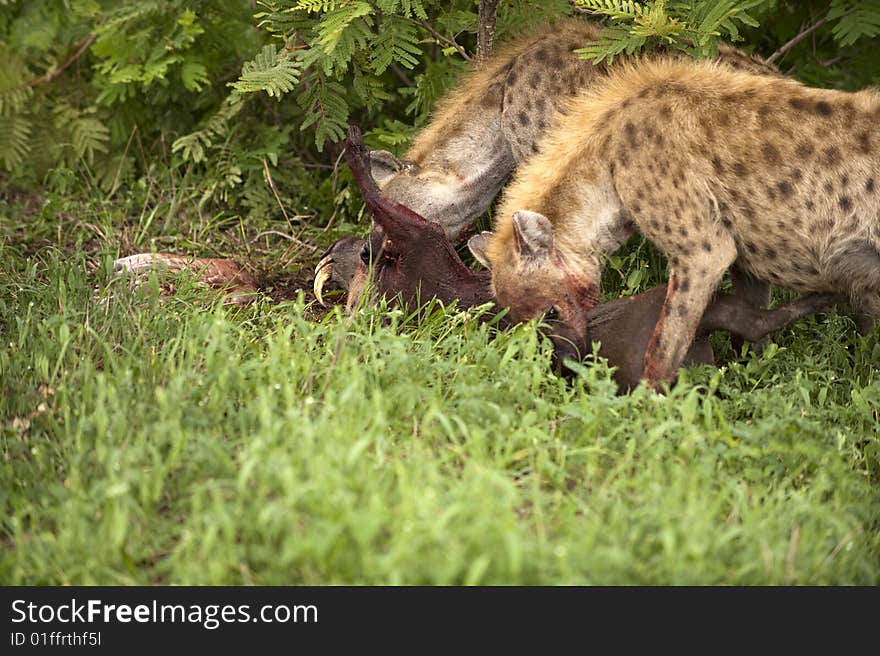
643, 234, 738, 387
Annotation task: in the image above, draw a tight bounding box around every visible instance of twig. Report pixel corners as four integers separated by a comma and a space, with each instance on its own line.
263, 158, 294, 231
819, 54, 845, 67
766, 16, 830, 65
262, 159, 318, 253
251, 229, 312, 244
569, 1, 599, 16
108, 123, 138, 198
29, 19, 106, 87
415, 19, 474, 64
477, 0, 501, 63
390, 62, 414, 87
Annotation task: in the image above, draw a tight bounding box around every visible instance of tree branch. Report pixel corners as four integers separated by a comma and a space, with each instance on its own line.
390, 62, 414, 87
29, 19, 106, 87
766, 16, 829, 65
262, 159, 317, 253
477, 0, 501, 63
415, 19, 474, 65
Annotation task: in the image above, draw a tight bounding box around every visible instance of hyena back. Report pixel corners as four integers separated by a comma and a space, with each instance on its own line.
472, 58, 880, 386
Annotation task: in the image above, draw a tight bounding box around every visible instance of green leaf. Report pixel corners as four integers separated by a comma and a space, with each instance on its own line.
828, 0, 880, 47
0, 112, 31, 170
232, 44, 301, 98
181, 61, 210, 92
297, 71, 348, 150
370, 16, 422, 74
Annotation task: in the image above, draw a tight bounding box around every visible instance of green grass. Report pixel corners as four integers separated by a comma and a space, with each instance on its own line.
1, 195, 879, 585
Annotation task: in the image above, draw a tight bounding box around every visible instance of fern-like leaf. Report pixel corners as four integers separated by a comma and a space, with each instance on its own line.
376, 0, 429, 20
370, 16, 422, 74
181, 61, 210, 92
575, 24, 647, 63
575, 0, 770, 61
297, 70, 348, 150
71, 117, 110, 164
232, 44, 301, 98
0, 47, 32, 117
828, 0, 880, 47
295, 0, 338, 12
172, 92, 246, 163
574, 0, 646, 21
0, 113, 31, 171
309, 2, 374, 75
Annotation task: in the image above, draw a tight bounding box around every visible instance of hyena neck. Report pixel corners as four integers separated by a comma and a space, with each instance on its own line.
544, 186, 629, 311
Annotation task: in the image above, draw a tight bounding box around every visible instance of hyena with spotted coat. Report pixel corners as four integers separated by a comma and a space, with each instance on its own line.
315, 19, 776, 305
469, 58, 880, 386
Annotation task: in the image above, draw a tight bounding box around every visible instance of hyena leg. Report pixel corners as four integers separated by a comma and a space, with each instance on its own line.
643, 235, 738, 387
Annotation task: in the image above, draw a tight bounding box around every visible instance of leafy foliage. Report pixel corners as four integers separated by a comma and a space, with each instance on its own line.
2, 1, 879, 232
231, 44, 302, 97
574, 0, 769, 61
828, 0, 880, 46
0, 1, 261, 188
574, 0, 880, 63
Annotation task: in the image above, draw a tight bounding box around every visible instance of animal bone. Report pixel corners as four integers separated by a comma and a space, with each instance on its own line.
114, 253, 258, 305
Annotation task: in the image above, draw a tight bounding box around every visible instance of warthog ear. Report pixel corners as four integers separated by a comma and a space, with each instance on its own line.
368, 150, 415, 186
467, 232, 493, 269
512, 210, 554, 260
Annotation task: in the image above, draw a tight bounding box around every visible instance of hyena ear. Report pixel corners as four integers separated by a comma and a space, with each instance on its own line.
467, 232, 493, 269
368, 150, 412, 186
512, 210, 554, 260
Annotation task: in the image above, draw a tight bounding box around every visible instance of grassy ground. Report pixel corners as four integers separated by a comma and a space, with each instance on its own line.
2, 192, 879, 585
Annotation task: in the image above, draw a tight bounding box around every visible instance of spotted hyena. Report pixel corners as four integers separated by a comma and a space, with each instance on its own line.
315, 18, 776, 305
469, 58, 880, 387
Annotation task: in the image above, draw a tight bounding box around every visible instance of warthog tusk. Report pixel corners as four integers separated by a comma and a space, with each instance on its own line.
313, 255, 335, 306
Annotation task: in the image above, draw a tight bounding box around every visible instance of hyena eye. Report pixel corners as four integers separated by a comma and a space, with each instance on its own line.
545, 306, 559, 322
359, 242, 371, 264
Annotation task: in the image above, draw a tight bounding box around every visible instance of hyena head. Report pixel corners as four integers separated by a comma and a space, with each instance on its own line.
469, 210, 601, 363
368, 150, 466, 231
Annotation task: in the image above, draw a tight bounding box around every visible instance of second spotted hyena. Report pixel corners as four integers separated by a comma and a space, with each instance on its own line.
469, 58, 880, 386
